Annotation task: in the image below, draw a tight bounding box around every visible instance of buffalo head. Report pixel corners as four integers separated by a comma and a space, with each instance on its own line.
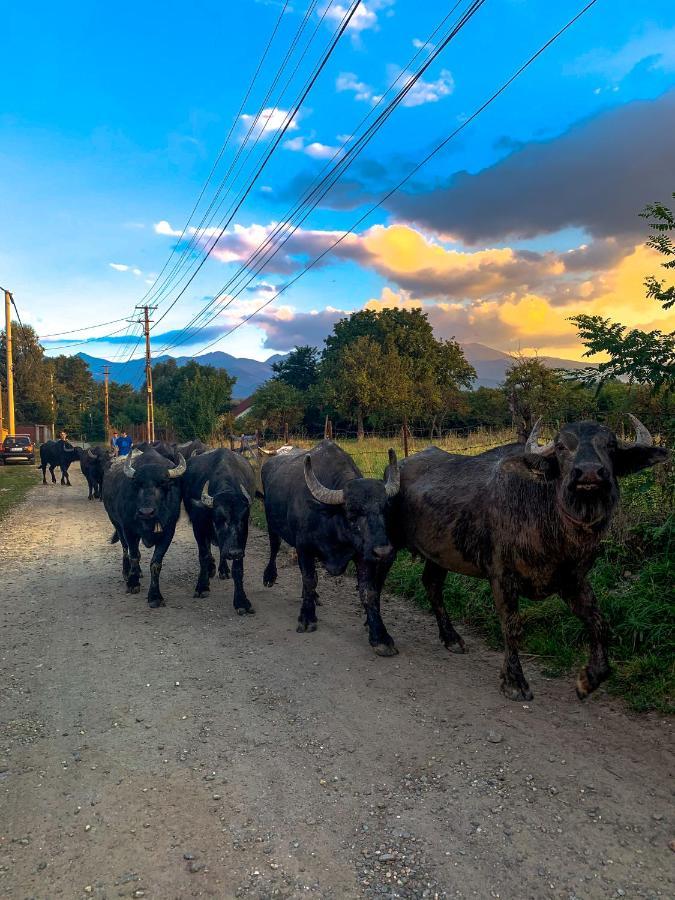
198, 480, 251, 560
123, 453, 186, 541
522, 416, 669, 528
304, 449, 400, 562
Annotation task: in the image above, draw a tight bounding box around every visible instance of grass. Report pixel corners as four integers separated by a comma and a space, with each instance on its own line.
0, 462, 40, 522
255, 432, 674, 713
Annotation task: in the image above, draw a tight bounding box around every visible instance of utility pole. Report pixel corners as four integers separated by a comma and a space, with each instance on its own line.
4, 289, 15, 435
49, 372, 56, 438
102, 365, 110, 442
136, 305, 156, 443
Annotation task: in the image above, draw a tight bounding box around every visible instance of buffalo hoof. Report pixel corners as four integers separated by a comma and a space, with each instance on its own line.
445, 639, 467, 654
373, 642, 399, 657
126, 584, 141, 595
208, 562, 217, 579
263, 567, 277, 587
194, 589, 209, 598
501, 681, 534, 702
297, 621, 317, 633
148, 597, 165, 609
236, 606, 255, 616
218, 570, 230, 581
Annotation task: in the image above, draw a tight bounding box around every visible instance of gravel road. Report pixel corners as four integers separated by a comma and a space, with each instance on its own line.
1, 471, 673, 899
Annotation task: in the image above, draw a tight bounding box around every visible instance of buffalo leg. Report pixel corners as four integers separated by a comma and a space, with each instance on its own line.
193, 526, 213, 598
126, 535, 142, 595
263, 530, 281, 587
232, 558, 254, 615
147, 527, 175, 608
40, 464, 47, 485
87, 477, 94, 500
356, 559, 397, 656
218, 555, 230, 580
422, 560, 465, 653
296, 549, 318, 633
492, 578, 533, 701
117, 531, 131, 582
50, 464, 57, 484
562, 579, 611, 700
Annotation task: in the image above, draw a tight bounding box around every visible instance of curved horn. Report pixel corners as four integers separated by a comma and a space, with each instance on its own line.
620, 414, 653, 447
167, 453, 187, 479
304, 455, 344, 505
258, 447, 276, 456
385, 448, 400, 498
123, 455, 136, 479
200, 480, 214, 508
87, 448, 97, 459
240, 484, 252, 505
524, 418, 555, 455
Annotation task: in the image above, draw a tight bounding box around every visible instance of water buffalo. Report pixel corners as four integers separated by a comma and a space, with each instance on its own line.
388, 416, 669, 701
38, 439, 80, 485
136, 440, 207, 460
103, 448, 186, 608
80, 446, 113, 500
182, 448, 256, 613
262, 439, 400, 654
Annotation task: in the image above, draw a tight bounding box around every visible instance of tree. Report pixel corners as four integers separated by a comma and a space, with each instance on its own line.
327, 336, 388, 439
169, 364, 236, 441
570, 193, 675, 393
272, 345, 319, 391
0, 321, 52, 423
503, 355, 567, 442
250, 380, 306, 433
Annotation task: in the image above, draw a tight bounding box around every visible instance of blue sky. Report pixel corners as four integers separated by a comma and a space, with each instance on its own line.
1, 0, 674, 363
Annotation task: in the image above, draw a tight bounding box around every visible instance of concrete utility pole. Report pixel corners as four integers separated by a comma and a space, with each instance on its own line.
136, 305, 156, 443
103, 365, 110, 441
4, 289, 15, 435
49, 372, 56, 438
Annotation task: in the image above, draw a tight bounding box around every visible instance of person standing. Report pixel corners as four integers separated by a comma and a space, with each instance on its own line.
117, 430, 133, 457
110, 430, 119, 456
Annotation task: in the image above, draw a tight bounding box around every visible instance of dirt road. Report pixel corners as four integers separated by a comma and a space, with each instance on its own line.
1, 471, 672, 899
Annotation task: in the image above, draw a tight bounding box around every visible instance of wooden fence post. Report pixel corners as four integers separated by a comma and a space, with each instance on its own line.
402, 420, 409, 458
283, 421, 289, 444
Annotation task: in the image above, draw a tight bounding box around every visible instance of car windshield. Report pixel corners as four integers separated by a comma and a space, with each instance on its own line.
5, 436, 31, 447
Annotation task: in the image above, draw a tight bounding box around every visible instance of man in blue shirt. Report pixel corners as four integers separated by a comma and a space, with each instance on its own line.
117, 431, 133, 457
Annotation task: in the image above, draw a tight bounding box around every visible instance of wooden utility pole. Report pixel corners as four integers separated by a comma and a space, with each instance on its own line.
49, 372, 56, 438
4, 289, 15, 435
0, 379, 3, 436
103, 365, 110, 441
136, 305, 156, 443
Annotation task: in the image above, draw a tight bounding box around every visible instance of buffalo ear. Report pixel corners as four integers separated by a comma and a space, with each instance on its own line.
503, 452, 560, 479
614, 445, 670, 477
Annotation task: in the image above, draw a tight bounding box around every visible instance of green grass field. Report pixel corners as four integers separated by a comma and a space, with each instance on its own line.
0, 462, 40, 522
254, 433, 674, 713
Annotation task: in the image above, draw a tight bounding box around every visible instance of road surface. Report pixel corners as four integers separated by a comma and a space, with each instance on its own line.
1, 470, 672, 899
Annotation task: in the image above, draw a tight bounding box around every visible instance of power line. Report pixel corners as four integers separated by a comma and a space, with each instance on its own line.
187, 0, 601, 358
139, 0, 294, 309
146, 0, 362, 331
156, 0, 485, 355
37, 316, 131, 338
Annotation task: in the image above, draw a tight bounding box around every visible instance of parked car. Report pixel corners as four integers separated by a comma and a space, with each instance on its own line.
0, 434, 35, 464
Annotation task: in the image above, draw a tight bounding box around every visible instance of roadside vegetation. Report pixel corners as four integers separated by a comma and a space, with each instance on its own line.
0, 463, 40, 522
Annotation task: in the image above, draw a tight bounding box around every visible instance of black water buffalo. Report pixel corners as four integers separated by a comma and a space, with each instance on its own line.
135, 439, 207, 459
38, 439, 80, 485
182, 448, 256, 613
80, 446, 113, 500
103, 448, 186, 607
388, 416, 669, 702
262, 439, 400, 654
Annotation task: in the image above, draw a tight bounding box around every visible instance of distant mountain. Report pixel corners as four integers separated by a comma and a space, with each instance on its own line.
77, 351, 285, 399
78, 344, 588, 395
462, 343, 588, 388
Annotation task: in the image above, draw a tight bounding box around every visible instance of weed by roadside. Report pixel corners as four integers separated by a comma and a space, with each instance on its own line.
0, 464, 40, 523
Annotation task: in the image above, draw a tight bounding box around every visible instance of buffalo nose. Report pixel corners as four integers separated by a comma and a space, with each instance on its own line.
138, 506, 155, 518
573, 464, 607, 485
373, 544, 393, 559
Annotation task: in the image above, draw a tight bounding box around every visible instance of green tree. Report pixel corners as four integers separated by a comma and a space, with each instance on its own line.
0, 322, 52, 424
503, 355, 567, 441
570, 193, 675, 393
250, 380, 306, 434
272, 345, 319, 391
168, 363, 236, 441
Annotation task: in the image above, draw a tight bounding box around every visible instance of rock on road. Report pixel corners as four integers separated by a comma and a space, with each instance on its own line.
0, 471, 673, 899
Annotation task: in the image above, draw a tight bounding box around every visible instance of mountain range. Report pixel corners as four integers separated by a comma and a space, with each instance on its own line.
77, 344, 588, 397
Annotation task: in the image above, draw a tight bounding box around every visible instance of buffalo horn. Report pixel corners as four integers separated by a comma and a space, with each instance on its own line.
385, 448, 400, 498
87, 448, 97, 459
304, 455, 344, 505
201, 481, 214, 508
620, 414, 653, 447
240, 484, 252, 504
524, 418, 554, 455
123, 455, 136, 479
167, 453, 187, 479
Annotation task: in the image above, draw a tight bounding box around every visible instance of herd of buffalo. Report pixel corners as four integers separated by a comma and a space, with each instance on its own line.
36, 417, 669, 703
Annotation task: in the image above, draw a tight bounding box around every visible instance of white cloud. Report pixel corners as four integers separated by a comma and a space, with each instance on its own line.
109, 263, 129, 272
570, 26, 675, 82
283, 136, 305, 151
283, 136, 341, 159
390, 65, 454, 107
336, 72, 380, 104
154, 220, 181, 237
412, 37, 433, 50
240, 106, 299, 139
